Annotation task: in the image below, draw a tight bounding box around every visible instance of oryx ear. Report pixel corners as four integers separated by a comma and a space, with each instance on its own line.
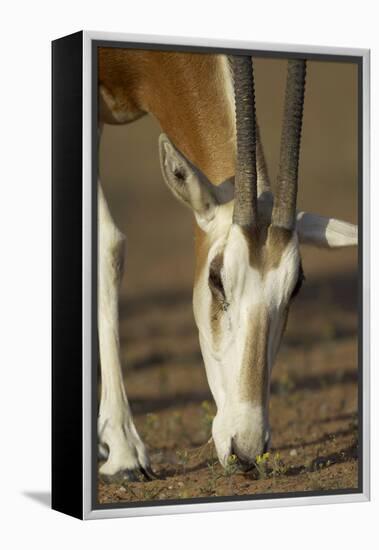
296, 211, 358, 248
159, 133, 218, 227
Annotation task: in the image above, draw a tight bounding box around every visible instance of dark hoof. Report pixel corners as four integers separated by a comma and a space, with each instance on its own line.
100, 466, 158, 484
140, 465, 159, 481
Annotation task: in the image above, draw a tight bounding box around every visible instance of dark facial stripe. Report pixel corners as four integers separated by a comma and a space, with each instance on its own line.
208, 252, 226, 347
241, 224, 293, 273
239, 308, 270, 406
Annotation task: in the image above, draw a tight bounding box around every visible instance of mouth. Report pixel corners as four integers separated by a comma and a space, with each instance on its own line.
229, 436, 270, 472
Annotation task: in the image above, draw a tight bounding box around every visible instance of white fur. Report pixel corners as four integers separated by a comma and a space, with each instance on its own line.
97, 183, 150, 476
297, 211, 358, 247
194, 217, 300, 465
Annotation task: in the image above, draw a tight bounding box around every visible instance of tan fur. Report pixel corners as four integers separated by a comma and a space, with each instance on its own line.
99, 48, 236, 185
239, 308, 270, 405
242, 225, 293, 273
99, 49, 236, 293
193, 224, 208, 281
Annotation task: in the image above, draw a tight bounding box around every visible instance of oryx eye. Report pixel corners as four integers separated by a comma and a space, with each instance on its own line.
209, 268, 224, 295
291, 264, 305, 300
174, 168, 186, 181
208, 254, 226, 301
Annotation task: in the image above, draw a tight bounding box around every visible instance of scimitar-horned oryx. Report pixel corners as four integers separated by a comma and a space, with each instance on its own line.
98, 50, 358, 481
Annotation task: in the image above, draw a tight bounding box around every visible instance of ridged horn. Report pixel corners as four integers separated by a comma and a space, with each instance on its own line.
272, 59, 307, 230
230, 55, 257, 227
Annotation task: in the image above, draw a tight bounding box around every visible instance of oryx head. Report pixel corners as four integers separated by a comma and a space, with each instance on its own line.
159, 57, 357, 468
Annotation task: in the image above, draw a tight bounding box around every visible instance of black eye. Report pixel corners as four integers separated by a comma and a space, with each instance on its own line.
174, 168, 186, 181
208, 254, 226, 302
291, 264, 305, 300
209, 268, 224, 294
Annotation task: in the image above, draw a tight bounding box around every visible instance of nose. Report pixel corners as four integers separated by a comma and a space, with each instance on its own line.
212, 407, 270, 469
229, 439, 252, 471
230, 429, 270, 470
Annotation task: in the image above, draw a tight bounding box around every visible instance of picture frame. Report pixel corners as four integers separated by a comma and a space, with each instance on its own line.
52, 30, 370, 520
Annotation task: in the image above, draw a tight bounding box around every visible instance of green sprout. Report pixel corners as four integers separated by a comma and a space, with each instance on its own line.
224, 453, 239, 477
254, 452, 270, 479
271, 452, 286, 477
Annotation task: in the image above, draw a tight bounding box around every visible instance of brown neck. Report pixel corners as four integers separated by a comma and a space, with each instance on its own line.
99, 48, 236, 184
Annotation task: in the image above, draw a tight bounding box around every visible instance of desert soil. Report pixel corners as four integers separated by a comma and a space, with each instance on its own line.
98, 249, 359, 505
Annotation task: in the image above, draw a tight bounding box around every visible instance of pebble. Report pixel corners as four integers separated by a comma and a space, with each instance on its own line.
290, 449, 298, 457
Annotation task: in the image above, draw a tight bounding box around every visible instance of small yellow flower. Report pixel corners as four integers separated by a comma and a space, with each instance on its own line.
227, 454, 238, 465
256, 452, 270, 464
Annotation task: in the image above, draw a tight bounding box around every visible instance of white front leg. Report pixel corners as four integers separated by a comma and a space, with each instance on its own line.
98, 183, 153, 480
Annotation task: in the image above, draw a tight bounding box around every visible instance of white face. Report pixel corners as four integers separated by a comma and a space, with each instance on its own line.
193, 205, 303, 466
159, 133, 358, 469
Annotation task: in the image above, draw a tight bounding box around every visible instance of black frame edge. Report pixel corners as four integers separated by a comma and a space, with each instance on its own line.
52, 30, 84, 520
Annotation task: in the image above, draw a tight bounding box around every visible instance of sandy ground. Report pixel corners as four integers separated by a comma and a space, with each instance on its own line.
97, 57, 359, 504
98, 265, 358, 503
